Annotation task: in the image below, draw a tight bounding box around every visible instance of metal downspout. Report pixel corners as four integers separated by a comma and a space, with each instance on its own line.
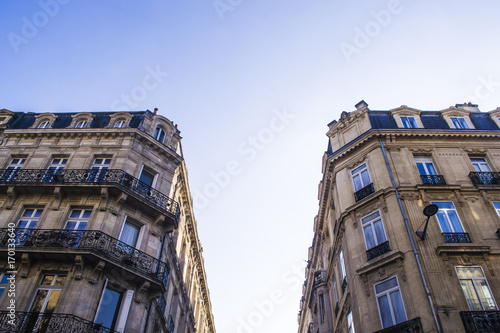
379, 137, 442, 333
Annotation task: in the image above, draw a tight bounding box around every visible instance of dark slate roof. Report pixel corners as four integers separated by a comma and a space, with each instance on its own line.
419, 111, 450, 129
369, 111, 398, 128
470, 113, 499, 130
8, 111, 147, 130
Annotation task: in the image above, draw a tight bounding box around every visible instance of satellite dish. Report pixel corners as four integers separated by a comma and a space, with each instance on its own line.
423, 204, 438, 217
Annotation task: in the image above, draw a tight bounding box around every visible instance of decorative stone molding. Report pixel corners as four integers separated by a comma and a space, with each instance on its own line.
74, 255, 83, 280
357, 251, 405, 297
19, 253, 31, 278
135, 281, 150, 303
89, 260, 105, 284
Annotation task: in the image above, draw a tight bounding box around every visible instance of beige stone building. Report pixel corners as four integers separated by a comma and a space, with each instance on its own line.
0, 109, 216, 333
298, 101, 500, 333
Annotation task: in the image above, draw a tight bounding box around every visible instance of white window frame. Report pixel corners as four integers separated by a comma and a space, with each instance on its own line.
65, 209, 92, 230
0, 273, 11, 299
470, 158, 491, 172
400, 116, 419, 128
47, 158, 67, 170
28, 274, 66, 313
138, 165, 158, 191
361, 210, 388, 250
431, 201, 466, 233
94, 279, 133, 333
17, 208, 43, 229
456, 266, 498, 311
114, 120, 126, 128
91, 157, 112, 170
350, 162, 371, 192
38, 120, 50, 129
75, 120, 87, 129
339, 249, 346, 281
414, 157, 437, 176
374, 276, 408, 328
450, 117, 470, 129
332, 276, 338, 305
118, 217, 144, 249
154, 127, 166, 144
347, 310, 355, 333
493, 202, 500, 218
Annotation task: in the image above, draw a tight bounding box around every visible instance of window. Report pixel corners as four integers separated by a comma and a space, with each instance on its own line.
0, 273, 10, 299
95, 285, 123, 330
493, 202, 500, 217
347, 310, 355, 333
26, 274, 66, 332
75, 120, 87, 128
471, 158, 491, 172
1, 158, 25, 181
351, 163, 371, 192
89, 157, 111, 182
415, 158, 437, 176
114, 120, 126, 128
154, 127, 166, 143
339, 249, 347, 293
432, 202, 465, 234
318, 294, 325, 324
119, 219, 142, 248
138, 167, 156, 195
17, 208, 42, 229
361, 210, 387, 250
38, 120, 50, 129
375, 276, 407, 329
65, 209, 91, 230
332, 276, 339, 316
456, 266, 498, 311
45, 158, 67, 182
450, 117, 470, 129
400, 116, 418, 128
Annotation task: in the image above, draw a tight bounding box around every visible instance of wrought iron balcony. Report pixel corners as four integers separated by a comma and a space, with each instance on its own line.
0, 228, 169, 288
469, 172, 500, 186
443, 232, 471, 243
354, 183, 375, 202
158, 295, 167, 315
373, 317, 423, 333
0, 310, 117, 333
420, 175, 446, 185
460, 311, 500, 333
0, 168, 179, 227
366, 241, 391, 261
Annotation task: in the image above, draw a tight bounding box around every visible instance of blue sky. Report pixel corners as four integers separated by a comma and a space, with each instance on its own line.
2, 1, 500, 332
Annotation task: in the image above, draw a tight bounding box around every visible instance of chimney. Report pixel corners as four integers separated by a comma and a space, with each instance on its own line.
355, 100, 368, 110
154, 108, 158, 115
455, 103, 479, 112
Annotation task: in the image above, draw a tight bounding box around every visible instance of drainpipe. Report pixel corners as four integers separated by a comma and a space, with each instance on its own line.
379, 137, 442, 333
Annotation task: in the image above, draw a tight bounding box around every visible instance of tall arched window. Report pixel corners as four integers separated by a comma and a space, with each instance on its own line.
154, 127, 166, 143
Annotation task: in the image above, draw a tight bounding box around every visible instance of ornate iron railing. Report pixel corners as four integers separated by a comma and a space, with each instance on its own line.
0, 228, 169, 287
443, 232, 471, 243
373, 317, 423, 333
0, 310, 117, 333
158, 295, 167, 315
420, 175, 446, 185
354, 183, 375, 202
167, 315, 175, 333
469, 172, 500, 186
0, 169, 179, 225
460, 311, 500, 333
366, 241, 391, 261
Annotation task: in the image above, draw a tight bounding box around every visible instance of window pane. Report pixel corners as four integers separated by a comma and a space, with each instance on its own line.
41, 275, 55, 285
139, 170, 155, 187
447, 211, 464, 232
82, 210, 92, 219
71, 210, 81, 218
460, 280, 482, 310
493, 202, 500, 210
30, 290, 49, 312
416, 163, 427, 175
351, 163, 366, 175
363, 225, 376, 249
374, 220, 387, 243
0, 289, 4, 298
361, 211, 380, 225
352, 175, 362, 191
457, 267, 483, 278
45, 290, 61, 312
434, 202, 454, 209
361, 170, 371, 186
435, 211, 452, 232
54, 276, 67, 286
475, 280, 498, 310
95, 288, 122, 329
120, 222, 140, 247
390, 290, 407, 324
0, 275, 10, 284
426, 163, 436, 175
375, 277, 398, 294
377, 295, 394, 328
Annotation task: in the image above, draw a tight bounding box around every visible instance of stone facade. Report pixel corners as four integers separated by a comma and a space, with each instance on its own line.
298, 102, 500, 333
0, 109, 215, 333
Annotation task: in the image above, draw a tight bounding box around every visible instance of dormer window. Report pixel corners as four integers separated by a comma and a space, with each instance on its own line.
450, 117, 470, 129
154, 127, 166, 144
400, 116, 418, 128
38, 121, 50, 129
114, 120, 126, 128
75, 120, 87, 129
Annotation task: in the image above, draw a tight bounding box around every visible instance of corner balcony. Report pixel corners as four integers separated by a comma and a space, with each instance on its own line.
354, 183, 375, 202
0, 310, 118, 333
460, 311, 500, 333
0, 169, 179, 228
469, 172, 500, 186
0, 228, 169, 290
373, 317, 423, 333
420, 175, 446, 185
